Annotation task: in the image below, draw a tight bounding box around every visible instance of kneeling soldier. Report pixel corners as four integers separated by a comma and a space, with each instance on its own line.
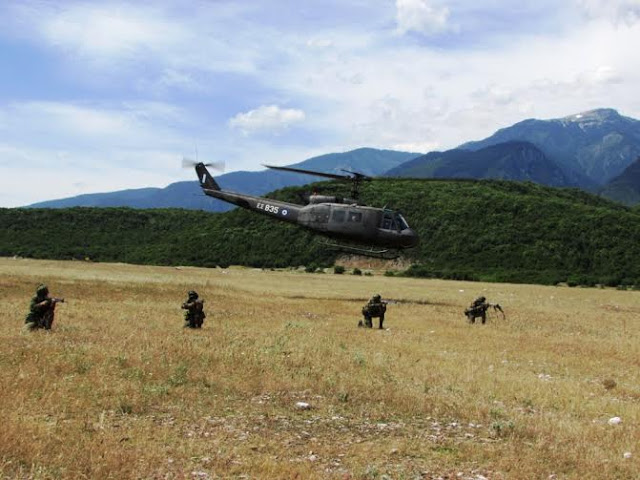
24, 284, 64, 331
360, 294, 387, 329
464, 296, 503, 324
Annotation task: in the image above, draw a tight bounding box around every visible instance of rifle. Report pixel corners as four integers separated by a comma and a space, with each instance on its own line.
490, 303, 505, 320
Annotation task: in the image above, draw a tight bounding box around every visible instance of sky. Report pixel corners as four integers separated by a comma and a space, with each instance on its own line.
1, 0, 639, 207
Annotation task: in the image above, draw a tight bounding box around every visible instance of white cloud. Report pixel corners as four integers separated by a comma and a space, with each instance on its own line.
392, 141, 439, 153
591, 65, 623, 84
577, 0, 640, 25
1, 1, 263, 80
228, 105, 306, 135
395, 0, 452, 35
41, 4, 182, 58
306, 38, 335, 48
1, 101, 189, 149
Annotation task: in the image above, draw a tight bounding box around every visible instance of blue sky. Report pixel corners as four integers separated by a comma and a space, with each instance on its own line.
1, 0, 639, 206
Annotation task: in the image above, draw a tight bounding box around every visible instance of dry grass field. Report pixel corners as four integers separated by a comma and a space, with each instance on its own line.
1, 258, 639, 480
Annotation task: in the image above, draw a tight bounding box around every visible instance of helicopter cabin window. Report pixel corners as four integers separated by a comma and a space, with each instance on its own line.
332, 210, 346, 223
347, 211, 362, 223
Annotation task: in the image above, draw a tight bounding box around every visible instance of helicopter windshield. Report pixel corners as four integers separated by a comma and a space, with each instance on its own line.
381, 210, 410, 231
395, 213, 409, 231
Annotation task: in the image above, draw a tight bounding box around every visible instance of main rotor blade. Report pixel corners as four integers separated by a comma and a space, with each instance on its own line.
341, 169, 372, 180
182, 157, 225, 172
263, 164, 353, 181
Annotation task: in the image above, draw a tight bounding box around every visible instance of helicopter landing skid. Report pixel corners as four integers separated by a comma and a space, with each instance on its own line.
322, 241, 400, 259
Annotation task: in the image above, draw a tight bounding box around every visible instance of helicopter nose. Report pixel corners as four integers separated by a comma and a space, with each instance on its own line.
401, 228, 419, 248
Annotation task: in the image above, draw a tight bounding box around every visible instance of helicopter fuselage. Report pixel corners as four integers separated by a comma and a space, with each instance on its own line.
196, 163, 419, 250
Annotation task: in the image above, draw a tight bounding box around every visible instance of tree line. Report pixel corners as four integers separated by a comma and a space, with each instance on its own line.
2, 178, 640, 287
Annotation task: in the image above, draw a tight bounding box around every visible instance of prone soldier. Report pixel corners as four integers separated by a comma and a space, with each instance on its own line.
359, 294, 387, 329
24, 284, 64, 331
182, 290, 206, 328
464, 296, 503, 324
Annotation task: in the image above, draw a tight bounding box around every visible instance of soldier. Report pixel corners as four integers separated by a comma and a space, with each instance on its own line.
182, 290, 206, 329
24, 284, 64, 331
464, 296, 503, 324
359, 294, 387, 329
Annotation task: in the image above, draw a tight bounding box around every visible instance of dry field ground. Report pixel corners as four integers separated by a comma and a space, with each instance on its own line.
0, 258, 639, 480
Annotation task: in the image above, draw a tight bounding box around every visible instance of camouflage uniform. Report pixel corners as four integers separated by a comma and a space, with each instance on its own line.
360, 294, 387, 329
465, 296, 489, 324
182, 290, 206, 329
24, 284, 56, 331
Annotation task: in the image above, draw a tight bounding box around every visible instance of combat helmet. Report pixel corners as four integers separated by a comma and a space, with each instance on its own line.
373, 294, 381, 302
188, 290, 199, 300
36, 284, 49, 297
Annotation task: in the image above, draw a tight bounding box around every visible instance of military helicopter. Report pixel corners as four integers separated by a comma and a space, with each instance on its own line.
192, 161, 419, 255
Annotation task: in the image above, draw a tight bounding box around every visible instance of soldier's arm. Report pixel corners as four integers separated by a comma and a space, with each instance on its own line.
34, 299, 53, 311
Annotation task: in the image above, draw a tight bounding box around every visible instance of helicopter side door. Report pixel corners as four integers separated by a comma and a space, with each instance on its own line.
380, 211, 397, 231
307, 204, 330, 232
328, 205, 373, 241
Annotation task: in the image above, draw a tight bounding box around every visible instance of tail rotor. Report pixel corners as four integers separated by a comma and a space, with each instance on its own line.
181, 157, 225, 172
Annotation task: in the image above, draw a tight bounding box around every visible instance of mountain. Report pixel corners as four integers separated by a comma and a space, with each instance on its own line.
27, 148, 419, 211
600, 156, 640, 206
385, 141, 574, 186
459, 108, 640, 187
4, 179, 640, 286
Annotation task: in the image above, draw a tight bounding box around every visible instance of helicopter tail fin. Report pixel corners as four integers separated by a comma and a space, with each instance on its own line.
195, 163, 221, 191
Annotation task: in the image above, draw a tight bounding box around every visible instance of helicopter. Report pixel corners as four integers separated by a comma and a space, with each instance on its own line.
193, 162, 419, 255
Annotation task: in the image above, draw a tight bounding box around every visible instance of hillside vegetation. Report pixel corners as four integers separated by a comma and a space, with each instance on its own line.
3, 178, 640, 286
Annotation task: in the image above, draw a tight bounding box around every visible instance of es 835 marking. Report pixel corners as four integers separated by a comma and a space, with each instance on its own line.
256, 202, 279, 214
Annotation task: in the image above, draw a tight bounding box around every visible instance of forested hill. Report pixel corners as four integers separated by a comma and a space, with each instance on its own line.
3, 178, 640, 286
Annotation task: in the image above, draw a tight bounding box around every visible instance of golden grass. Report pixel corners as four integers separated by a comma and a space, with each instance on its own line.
0, 258, 638, 479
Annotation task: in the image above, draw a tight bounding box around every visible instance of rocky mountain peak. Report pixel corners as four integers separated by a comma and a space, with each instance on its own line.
560, 108, 621, 125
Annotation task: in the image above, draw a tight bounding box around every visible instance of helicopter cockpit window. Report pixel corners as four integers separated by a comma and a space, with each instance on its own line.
348, 211, 362, 223
395, 213, 409, 231
332, 210, 346, 223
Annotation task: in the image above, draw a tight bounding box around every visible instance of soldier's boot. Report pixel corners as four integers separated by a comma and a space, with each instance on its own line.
364, 316, 373, 328
481, 314, 486, 325
378, 315, 384, 329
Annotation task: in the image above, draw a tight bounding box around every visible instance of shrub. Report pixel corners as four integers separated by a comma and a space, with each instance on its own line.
333, 265, 345, 274
352, 267, 362, 276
